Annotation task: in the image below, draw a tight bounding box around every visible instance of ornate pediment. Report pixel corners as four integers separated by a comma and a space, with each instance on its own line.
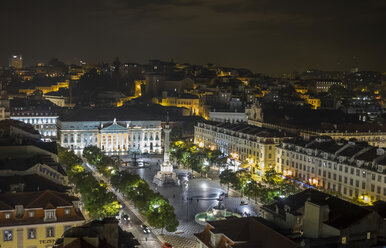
101, 119, 128, 132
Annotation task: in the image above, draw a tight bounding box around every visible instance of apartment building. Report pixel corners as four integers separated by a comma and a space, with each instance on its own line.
194, 121, 289, 173
276, 136, 386, 202
0, 190, 84, 248
261, 189, 386, 247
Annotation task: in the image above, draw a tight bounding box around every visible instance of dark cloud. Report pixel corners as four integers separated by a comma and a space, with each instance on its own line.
0, 0, 385, 73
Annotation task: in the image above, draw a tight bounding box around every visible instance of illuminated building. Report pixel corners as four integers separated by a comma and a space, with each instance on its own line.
298, 94, 321, 109
8, 55, 23, 69
300, 124, 386, 148
59, 117, 162, 155
18, 80, 69, 95
315, 80, 346, 93
153, 94, 200, 116
194, 121, 288, 173
10, 99, 59, 142
0, 86, 10, 121
276, 136, 386, 201
249, 102, 386, 147
0, 190, 84, 248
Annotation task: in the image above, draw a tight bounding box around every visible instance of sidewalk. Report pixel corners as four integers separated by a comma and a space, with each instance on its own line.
191, 168, 263, 214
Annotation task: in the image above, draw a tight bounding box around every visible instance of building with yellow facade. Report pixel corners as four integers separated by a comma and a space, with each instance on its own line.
153, 94, 200, 116
0, 190, 84, 248
19, 81, 69, 95
194, 121, 289, 174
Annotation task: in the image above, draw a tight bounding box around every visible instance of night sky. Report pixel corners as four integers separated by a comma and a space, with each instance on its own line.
1, 0, 385, 73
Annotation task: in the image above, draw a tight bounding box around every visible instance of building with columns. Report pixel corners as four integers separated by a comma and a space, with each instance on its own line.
59, 119, 162, 155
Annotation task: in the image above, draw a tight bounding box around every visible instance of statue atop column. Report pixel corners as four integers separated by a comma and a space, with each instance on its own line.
153, 113, 177, 186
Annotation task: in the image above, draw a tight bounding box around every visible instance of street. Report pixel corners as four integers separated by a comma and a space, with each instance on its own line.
84, 162, 162, 248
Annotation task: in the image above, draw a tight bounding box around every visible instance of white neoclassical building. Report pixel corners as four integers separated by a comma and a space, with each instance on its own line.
59, 118, 162, 155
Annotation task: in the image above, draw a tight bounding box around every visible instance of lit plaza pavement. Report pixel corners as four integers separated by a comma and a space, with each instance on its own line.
128, 156, 261, 248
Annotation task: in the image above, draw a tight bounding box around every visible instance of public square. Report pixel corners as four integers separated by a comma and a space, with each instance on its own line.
126, 156, 260, 248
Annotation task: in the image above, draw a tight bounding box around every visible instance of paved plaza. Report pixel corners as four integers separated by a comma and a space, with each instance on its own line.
129, 157, 261, 248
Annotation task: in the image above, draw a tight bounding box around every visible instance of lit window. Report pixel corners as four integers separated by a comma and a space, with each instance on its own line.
64, 208, 71, 215
3, 230, 12, 241
342, 237, 347, 244
4, 212, 11, 219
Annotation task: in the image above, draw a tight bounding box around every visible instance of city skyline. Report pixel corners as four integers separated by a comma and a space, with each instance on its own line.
1, 0, 385, 73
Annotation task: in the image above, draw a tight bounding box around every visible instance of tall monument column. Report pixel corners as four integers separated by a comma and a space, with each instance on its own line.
161, 123, 173, 172
153, 115, 177, 186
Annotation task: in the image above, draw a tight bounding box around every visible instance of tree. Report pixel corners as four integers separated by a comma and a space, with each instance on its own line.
263, 167, 282, 187
186, 152, 202, 173
83, 146, 104, 166
206, 149, 227, 169
58, 146, 120, 219
219, 169, 236, 193
58, 146, 82, 169
233, 170, 252, 197
243, 180, 261, 203
278, 179, 301, 197
146, 196, 179, 234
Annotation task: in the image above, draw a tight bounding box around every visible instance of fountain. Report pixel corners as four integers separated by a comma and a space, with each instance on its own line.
195, 199, 241, 225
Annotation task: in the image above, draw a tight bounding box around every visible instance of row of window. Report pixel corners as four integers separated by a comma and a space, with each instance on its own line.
17, 118, 57, 124
197, 127, 276, 144
3, 226, 71, 241
283, 164, 386, 198
3, 208, 70, 220
279, 150, 386, 183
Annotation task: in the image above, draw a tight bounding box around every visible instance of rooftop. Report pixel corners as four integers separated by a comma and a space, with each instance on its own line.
195, 217, 298, 248
198, 120, 289, 138
262, 189, 373, 229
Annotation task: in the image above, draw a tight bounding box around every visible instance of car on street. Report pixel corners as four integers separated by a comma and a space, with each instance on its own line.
122, 214, 130, 221
162, 242, 174, 248
140, 224, 151, 234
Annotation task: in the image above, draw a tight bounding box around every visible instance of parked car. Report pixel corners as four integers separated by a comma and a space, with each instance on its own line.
140, 224, 150, 234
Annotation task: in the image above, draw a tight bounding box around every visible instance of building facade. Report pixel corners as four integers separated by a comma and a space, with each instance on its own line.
261, 189, 386, 248
59, 119, 162, 155
300, 128, 386, 148
208, 110, 247, 123
0, 190, 84, 248
194, 121, 287, 173
153, 94, 200, 116
8, 55, 23, 69
276, 136, 386, 202
10, 113, 58, 142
